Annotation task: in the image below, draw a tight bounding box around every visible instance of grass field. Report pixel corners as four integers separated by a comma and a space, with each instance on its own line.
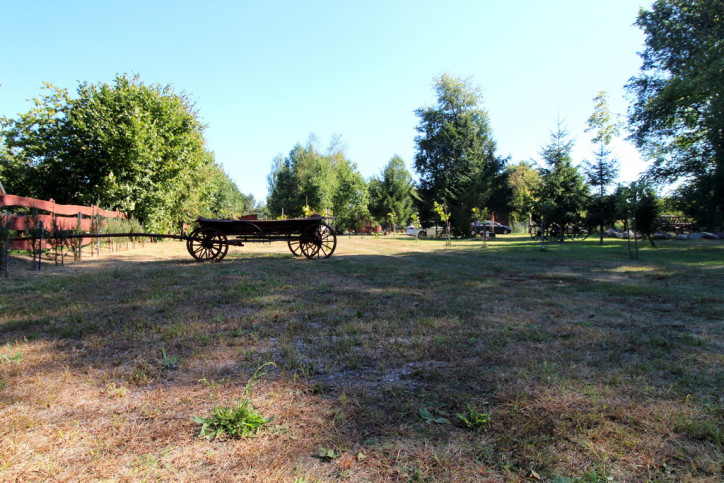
1, 235, 722, 482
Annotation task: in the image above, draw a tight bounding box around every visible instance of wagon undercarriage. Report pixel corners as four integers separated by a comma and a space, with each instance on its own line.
186, 216, 337, 262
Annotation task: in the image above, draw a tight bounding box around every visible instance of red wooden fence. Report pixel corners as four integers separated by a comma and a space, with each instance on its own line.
0, 194, 127, 250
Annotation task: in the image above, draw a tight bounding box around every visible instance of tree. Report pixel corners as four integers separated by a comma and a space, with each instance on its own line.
368, 155, 417, 226
617, 182, 661, 249
204, 163, 255, 219
506, 161, 541, 223
414, 74, 509, 236
584, 91, 621, 244
534, 122, 589, 241
266, 137, 369, 230
627, 0, 724, 228
331, 156, 370, 232
267, 139, 336, 217
634, 186, 662, 248
0, 75, 249, 232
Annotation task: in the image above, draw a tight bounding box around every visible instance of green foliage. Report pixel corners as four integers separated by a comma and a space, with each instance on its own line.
155, 348, 179, 370
1, 352, 23, 364
506, 161, 541, 222
193, 399, 269, 440
202, 163, 255, 219
418, 406, 449, 424
627, 0, 724, 227
368, 155, 417, 226
266, 137, 369, 231
619, 182, 662, 247
432, 201, 451, 245
456, 403, 489, 430
332, 156, 370, 232
414, 74, 510, 236
0, 75, 252, 232
584, 194, 619, 240
193, 361, 274, 440
316, 447, 339, 460
584, 91, 620, 199
534, 122, 589, 239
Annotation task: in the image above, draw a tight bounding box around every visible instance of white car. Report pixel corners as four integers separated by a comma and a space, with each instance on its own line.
405, 224, 445, 238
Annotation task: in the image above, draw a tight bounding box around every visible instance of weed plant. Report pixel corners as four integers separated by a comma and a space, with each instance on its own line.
193, 398, 269, 439
193, 361, 274, 440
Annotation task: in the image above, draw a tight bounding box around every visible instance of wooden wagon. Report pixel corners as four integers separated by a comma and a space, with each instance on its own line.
186, 214, 337, 262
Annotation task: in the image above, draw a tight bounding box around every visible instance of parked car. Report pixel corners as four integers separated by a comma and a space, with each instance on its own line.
406, 224, 445, 238
471, 221, 511, 235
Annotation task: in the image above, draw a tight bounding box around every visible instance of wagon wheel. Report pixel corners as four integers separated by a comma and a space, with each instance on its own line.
287, 237, 303, 256
299, 222, 337, 259
529, 224, 542, 241
186, 228, 200, 254
187, 227, 229, 262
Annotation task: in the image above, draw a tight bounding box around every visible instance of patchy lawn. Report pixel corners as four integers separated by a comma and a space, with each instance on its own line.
1, 235, 722, 481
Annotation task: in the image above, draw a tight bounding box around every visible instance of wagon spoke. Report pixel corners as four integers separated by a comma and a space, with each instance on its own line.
288, 238, 303, 256
298, 222, 336, 259
315, 223, 337, 258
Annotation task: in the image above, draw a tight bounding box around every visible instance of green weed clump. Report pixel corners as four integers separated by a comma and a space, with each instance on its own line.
456, 403, 489, 430
193, 361, 274, 440
193, 399, 269, 439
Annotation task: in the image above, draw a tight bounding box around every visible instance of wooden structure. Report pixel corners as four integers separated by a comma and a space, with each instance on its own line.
0, 194, 127, 250
186, 215, 337, 261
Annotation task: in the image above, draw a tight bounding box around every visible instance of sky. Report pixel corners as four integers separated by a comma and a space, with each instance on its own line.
1, 0, 653, 202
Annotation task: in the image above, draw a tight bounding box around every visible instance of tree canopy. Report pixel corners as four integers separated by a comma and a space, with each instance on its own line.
584, 91, 621, 244
368, 155, 417, 226
414, 74, 510, 235
627, 0, 724, 227
505, 161, 540, 223
266, 137, 369, 231
0, 75, 251, 231
534, 122, 589, 239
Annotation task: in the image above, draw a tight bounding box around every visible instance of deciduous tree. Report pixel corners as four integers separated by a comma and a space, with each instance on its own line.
506, 161, 540, 223
1, 75, 250, 231
627, 0, 724, 227
266, 137, 369, 231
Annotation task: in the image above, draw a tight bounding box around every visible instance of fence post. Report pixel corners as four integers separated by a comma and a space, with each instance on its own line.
94, 206, 100, 257
77, 212, 82, 261
38, 220, 43, 271
4, 211, 8, 278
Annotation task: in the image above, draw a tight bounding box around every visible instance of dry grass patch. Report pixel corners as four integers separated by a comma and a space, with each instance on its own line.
1, 236, 722, 481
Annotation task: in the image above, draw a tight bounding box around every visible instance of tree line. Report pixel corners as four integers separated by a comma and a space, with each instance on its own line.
269, 0, 723, 236
1, 0, 720, 236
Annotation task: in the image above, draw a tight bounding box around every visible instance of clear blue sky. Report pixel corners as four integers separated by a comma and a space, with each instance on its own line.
1, 0, 652, 202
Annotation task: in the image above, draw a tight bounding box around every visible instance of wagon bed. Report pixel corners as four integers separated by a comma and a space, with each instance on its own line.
187, 214, 336, 262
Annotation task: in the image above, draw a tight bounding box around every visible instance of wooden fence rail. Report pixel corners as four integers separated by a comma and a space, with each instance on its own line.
1, 194, 127, 250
